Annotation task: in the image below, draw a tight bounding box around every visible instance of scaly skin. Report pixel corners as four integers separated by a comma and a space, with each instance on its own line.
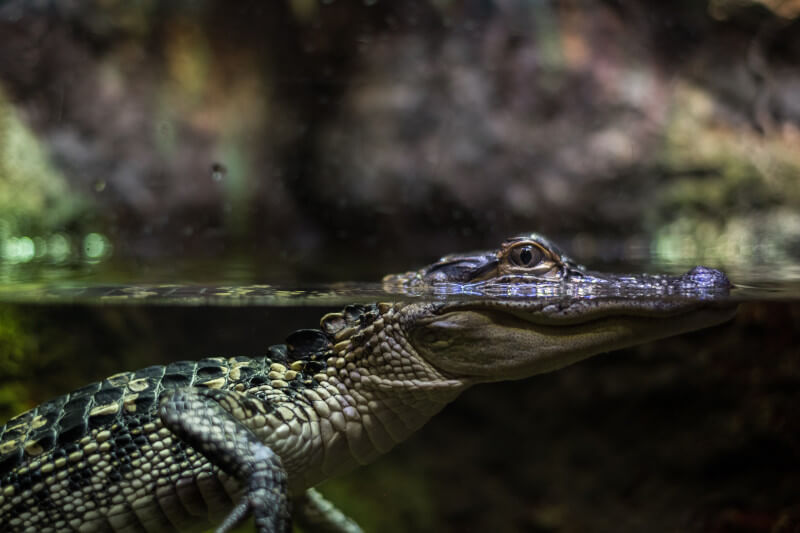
0, 234, 736, 532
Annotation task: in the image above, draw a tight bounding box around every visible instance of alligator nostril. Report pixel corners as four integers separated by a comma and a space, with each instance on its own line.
684, 266, 733, 288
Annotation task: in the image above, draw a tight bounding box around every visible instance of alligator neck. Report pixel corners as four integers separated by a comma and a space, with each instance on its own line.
276, 328, 467, 491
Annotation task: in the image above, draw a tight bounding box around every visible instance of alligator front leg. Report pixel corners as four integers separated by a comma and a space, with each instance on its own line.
159, 388, 291, 533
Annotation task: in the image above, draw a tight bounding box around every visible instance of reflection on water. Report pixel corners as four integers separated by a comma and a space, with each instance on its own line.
2, 234, 799, 305
0, 278, 796, 306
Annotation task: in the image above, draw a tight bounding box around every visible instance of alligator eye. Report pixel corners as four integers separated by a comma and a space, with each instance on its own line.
509, 244, 544, 268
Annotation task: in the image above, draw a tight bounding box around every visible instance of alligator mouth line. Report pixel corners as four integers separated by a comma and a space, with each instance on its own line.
447, 301, 738, 328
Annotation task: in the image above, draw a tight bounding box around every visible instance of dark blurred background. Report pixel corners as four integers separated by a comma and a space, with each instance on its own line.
1, 0, 800, 281
1, 1, 799, 532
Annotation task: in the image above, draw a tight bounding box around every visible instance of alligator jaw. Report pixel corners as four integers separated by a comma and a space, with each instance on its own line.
408, 301, 737, 382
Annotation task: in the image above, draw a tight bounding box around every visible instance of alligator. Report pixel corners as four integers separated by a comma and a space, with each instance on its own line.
0, 234, 736, 533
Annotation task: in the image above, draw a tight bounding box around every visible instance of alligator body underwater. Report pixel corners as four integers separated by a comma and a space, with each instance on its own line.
0, 234, 736, 532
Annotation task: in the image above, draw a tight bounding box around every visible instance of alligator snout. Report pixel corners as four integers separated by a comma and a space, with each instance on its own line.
683, 266, 733, 288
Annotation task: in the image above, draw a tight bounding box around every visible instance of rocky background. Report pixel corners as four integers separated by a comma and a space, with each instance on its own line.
0, 0, 799, 280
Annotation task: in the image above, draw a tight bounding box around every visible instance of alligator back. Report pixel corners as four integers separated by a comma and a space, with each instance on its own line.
0, 356, 274, 531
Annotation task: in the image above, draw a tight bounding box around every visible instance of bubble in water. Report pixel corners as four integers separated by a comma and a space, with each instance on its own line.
211, 163, 227, 182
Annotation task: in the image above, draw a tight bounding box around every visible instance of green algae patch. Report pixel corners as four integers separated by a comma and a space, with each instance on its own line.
313, 455, 435, 533
0, 305, 39, 420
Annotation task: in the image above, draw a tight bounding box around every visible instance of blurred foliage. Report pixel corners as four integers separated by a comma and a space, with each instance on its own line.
0, 88, 90, 237
660, 83, 800, 214
652, 83, 800, 275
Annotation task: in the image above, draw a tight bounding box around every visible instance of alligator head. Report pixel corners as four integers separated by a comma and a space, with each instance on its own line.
382, 233, 736, 383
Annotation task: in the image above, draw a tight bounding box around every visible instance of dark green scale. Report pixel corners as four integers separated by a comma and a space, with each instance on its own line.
0, 357, 257, 479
